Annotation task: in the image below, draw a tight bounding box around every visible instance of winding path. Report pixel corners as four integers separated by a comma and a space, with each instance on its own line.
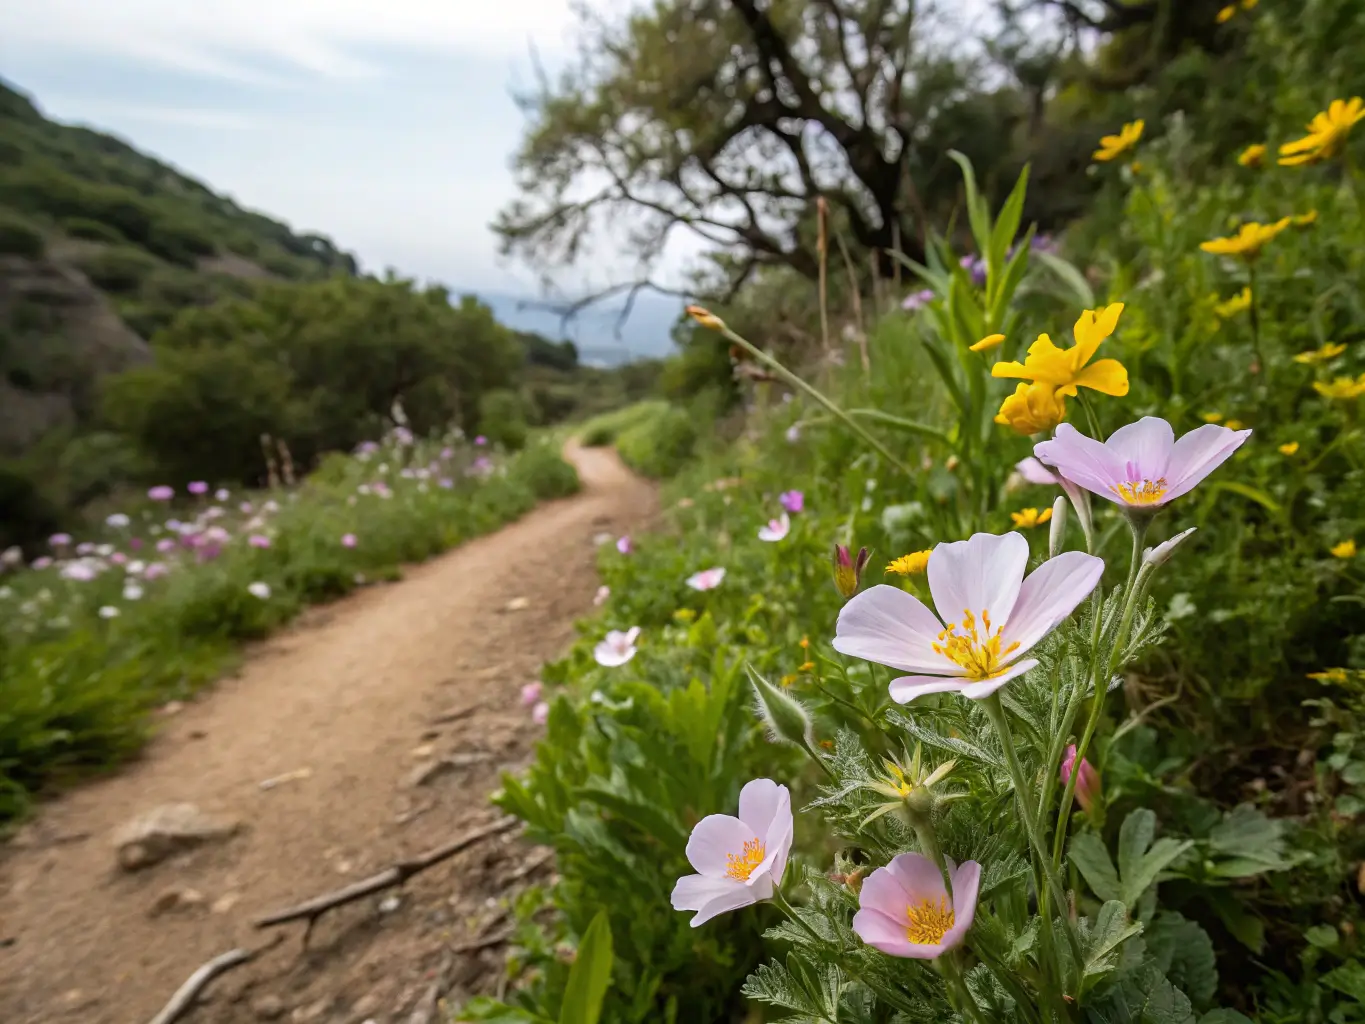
0, 443, 657, 1024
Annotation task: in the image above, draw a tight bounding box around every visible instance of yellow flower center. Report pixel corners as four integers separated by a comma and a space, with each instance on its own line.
725, 838, 767, 881
1112, 478, 1168, 505
933, 609, 1019, 680
905, 897, 956, 945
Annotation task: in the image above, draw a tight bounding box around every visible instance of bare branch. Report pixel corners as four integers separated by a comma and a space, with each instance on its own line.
254, 818, 518, 931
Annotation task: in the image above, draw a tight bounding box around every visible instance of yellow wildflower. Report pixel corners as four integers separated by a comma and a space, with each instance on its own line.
780, 673, 798, 687
1216, 4, 1236, 23
799, 635, 810, 650
1094, 120, 1144, 162
1200, 219, 1291, 261
1294, 210, 1319, 227
1294, 342, 1347, 364
886, 550, 932, 576
1331, 539, 1358, 559
1279, 97, 1365, 166
1214, 287, 1252, 318
1314, 374, 1365, 400
1238, 144, 1267, 167
1243, 0, 1258, 8
799, 660, 816, 672
1224, 419, 1246, 431
992, 303, 1129, 399
994, 382, 1067, 435
1201, 412, 1224, 424
970, 333, 1005, 353
1130, 161, 1144, 174
1309, 668, 1350, 684
1279, 442, 1300, 455
1010, 507, 1054, 530
673, 607, 697, 623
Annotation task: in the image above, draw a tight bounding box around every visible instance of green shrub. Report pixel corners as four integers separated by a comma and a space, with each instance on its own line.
61, 217, 125, 244
0, 212, 44, 257
577, 400, 670, 447
79, 245, 159, 292
513, 437, 581, 500
477, 388, 531, 450
615, 404, 697, 479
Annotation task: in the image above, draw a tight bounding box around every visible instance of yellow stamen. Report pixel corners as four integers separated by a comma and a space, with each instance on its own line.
906, 897, 956, 945
725, 838, 767, 881
1112, 478, 1168, 505
932, 608, 1020, 680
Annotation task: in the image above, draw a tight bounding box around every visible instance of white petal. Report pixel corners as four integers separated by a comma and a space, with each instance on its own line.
737, 779, 785, 840
927, 532, 1028, 627
887, 675, 971, 703
832, 585, 952, 674
1163, 425, 1252, 502
1000, 552, 1105, 657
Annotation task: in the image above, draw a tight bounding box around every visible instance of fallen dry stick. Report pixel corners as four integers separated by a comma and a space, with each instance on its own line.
145, 946, 257, 1024
254, 817, 519, 930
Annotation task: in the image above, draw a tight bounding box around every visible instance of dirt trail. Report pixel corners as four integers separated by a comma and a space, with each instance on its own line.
0, 443, 656, 1024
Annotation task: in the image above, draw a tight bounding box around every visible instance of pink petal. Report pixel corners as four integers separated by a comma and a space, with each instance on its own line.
1106, 416, 1175, 483
738, 780, 794, 883
941, 859, 982, 949
690, 882, 762, 926
623, 626, 642, 645
927, 532, 1028, 627
833, 585, 953, 674
1000, 552, 1105, 657
1162, 425, 1252, 502
671, 875, 757, 926
685, 814, 755, 876
1016, 457, 1059, 486
1034, 425, 1126, 502
852, 907, 916, 956
860, 862, 914, 912
885, 853, 949, 902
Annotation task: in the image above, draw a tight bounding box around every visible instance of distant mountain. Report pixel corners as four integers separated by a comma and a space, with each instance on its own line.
476, 289, 685, 367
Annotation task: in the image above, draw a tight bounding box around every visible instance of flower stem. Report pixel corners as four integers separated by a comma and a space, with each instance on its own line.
1053, 520, 1147, 866
714, 322, 916, 477
981, 692, 1084, 976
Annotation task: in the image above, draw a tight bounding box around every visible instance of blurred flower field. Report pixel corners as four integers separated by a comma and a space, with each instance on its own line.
0, 427, 579, 822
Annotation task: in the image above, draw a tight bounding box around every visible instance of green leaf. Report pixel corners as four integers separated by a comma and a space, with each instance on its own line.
987, 163, 1030, 294
1034, 250, 1095, 308
1081, 900, 1143, 985
1146, 912, 1218, 1009
1198, 1012, 1254, 1024
558, 910, 614, 1024
1322, 961, 1365, 1003
1205, 480, 1282, 515
1070, 832, 1122, 903
1207, 805, 1298, 877
1202, 888, 1265, 953
1117, 809, 1193, 908
846, 409, 953, 447
947, 150, 992, 256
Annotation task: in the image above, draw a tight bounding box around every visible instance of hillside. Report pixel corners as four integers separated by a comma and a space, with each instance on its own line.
0, 78, 358, 456
0, 80, 660, 549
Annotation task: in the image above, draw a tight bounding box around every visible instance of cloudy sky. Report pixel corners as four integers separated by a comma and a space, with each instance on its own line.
0, 0, 677, 299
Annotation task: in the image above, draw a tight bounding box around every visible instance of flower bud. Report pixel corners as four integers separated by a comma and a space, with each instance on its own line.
1061, 744, 1101, 814
749, 667, 813, 748
1048, 496, 1068, 558
685, 305, 726, 331
1143, 526, 1198, 568
832, 544, 870, 598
